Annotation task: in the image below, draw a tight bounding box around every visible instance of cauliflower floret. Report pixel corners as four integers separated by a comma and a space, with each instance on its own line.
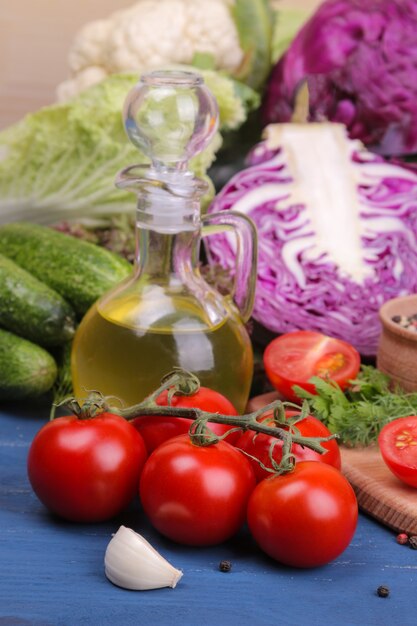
184, 1, 244, 71
68, 19, 115, 73
57, 0, 245, 100
104, 1, 191, 72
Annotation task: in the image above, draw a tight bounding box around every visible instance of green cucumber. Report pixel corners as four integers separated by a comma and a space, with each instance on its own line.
0, 222, 132, 316
0, 253, 76, 346
0, 327, 58, 399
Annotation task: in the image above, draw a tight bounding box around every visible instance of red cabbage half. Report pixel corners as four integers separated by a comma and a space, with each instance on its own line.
262, 0, 417, 157
206, 124, 417, 356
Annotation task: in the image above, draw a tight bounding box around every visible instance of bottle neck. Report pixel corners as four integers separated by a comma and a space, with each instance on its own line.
135, 228, 201, 280
134, 188, 201, 280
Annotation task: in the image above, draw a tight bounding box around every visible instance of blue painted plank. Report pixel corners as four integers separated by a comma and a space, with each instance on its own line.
1, 402, 417, 626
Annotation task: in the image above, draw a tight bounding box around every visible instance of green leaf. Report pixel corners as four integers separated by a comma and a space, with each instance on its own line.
191, 52, 217, 71
292, 365, 417, 446
271, 7, 310, 62
50, 342, 73, 418
0, 70, 259, 225
231, 0, 274, 91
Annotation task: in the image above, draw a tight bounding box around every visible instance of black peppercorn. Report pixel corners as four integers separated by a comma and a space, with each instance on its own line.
409, 535, 417, 549
376, 585, 390, 598
219, 560, 232, 572
391, 313, 417, 332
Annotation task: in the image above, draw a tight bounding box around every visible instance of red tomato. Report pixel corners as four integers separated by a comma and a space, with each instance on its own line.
235, 410, 341, 481
247, 462, 358, 568
264, 330, 360, 402
139, 434, 256, 546
132, 387, 239, 454
27, 413, 147, 523
378, 416, 417, 488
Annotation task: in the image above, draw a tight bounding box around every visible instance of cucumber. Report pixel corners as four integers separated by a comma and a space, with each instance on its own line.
0, 253, 76, 346
0, 223, 132, 316
0, 327, 58, 399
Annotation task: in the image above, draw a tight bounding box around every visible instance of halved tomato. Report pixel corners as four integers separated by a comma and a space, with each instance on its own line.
378, 416, 417, 488
263, 330, 360, 403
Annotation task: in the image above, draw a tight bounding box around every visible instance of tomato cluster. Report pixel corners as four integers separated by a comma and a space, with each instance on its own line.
27, 381, 358, 569
235, 409, 341, 482
132, 386, 240, 453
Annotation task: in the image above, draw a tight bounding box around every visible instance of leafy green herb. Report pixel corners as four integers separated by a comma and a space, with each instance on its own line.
50, 343, 73, 418
294, 366, 417, 447
54, 214, 137, 263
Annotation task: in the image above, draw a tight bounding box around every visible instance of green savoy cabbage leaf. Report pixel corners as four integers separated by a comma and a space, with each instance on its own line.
231, 0, 273, 91
0, 71, 259, 225
270, 7, 310, 62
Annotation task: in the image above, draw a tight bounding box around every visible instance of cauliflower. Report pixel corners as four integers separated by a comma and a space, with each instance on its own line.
57, 0, 273, 100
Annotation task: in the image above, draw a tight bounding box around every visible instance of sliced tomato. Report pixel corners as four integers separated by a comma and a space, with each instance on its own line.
378, 416, 417, 488
263, 330, 361, 402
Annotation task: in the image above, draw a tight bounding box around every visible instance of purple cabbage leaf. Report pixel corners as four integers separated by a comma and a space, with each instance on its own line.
206, 123, 417, 356
262, 0, 417, 157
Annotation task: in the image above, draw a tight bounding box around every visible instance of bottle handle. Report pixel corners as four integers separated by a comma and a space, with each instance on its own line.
202, 211, 258, 323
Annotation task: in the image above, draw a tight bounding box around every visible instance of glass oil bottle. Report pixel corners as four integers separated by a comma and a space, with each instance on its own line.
71, 70, 257, 413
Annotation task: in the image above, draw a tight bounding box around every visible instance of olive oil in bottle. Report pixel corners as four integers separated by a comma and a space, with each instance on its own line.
72, 293, 253, 413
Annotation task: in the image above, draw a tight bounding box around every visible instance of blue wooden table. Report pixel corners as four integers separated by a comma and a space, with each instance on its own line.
1, 401, 417, 626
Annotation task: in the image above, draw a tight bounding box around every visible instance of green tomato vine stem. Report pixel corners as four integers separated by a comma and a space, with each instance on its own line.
55, 368, 335, 473
114, 401, 332, 455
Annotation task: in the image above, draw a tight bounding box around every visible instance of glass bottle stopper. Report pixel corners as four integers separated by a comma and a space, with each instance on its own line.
123, 70, 219, 174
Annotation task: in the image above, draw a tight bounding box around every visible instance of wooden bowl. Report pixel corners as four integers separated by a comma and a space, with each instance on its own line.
377, 294, 417, 392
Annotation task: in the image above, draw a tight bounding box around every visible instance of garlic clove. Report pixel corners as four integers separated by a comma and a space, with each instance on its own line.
104, 525, 183, 591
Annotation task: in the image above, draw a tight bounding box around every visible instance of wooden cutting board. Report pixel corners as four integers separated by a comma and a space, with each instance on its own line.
247, 392, 417, 536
